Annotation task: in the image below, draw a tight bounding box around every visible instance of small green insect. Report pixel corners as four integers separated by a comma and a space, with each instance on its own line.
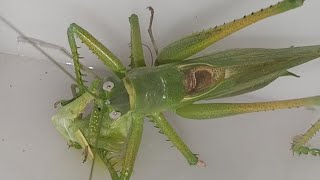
3, 0, 320, 179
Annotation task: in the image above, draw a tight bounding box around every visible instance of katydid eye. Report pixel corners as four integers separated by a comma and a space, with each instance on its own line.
103, 81, 114, 92
109, 111, 121, 120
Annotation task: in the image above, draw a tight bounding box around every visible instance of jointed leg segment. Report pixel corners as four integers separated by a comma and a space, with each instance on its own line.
149, 113, 201, 166
176, 96, 320, 119
129, 14, 146, 68
156, 0, 305, 64
292, 119, 320, 156
67, 23, 127, 94
120, 115, 144, 180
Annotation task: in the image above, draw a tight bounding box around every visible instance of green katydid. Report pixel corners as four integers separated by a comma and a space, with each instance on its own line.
2, 0, 320, 179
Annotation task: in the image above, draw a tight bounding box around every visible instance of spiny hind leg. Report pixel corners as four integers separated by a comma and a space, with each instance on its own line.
176, 96, 320, 156
156, 0, 305, 64
176, 96, 320, 119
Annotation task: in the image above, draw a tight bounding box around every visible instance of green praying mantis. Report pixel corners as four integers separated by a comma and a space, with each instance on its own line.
2, 0, 320, 179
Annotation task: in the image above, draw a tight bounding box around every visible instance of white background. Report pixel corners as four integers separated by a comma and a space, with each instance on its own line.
1, 0, 320, 180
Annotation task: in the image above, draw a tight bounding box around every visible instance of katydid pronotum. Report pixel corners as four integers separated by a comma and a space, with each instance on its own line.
1, 0, 320, 180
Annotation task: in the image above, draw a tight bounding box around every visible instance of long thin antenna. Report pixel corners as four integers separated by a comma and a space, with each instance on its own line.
17, 36, 99, 79
147, 6, 159, 57
17, 36, 73, 57
0, 16, 77, 82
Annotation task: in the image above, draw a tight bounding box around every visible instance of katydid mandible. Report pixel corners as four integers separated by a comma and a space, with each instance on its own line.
5, 0, 320, 180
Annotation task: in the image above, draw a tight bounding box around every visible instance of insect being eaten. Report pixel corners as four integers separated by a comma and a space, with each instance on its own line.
2, 0, 320, 180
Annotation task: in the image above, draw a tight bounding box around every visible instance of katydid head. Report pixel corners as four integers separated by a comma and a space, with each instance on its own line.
102, 75, 130, 117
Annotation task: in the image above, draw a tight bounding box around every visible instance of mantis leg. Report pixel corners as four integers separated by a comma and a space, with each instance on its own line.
149, 113, 204, 166
176, 96, 320, 119
156, 0, 305, 64
129, 14, 146, 68
67, 23, 127, 93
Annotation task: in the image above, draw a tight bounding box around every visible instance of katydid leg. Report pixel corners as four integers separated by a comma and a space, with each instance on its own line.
67, 23, 126, 94
129, 14, 146, 68
54, 84, 80, 108
51, 92, 93, 149
52, 80, 101, 159
97, 149, 120, 180
156, 0, 305, 64
119, 114, 144, 180
176, 96, 320, 119
149, 113, 201, 166
88, 102, 110, 179
292, 119, 320, 156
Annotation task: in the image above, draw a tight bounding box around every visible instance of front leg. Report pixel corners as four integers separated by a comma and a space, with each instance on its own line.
51, 92, 93, 152
67, 23, 127, 94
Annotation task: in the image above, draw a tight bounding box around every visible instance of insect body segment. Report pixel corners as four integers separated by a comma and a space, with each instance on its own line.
124, 65, 186, 113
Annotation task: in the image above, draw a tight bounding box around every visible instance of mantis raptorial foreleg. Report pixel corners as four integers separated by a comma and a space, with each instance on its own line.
156, 0, 305, 64
149, 113, 202, 166
176, 96, 320, 119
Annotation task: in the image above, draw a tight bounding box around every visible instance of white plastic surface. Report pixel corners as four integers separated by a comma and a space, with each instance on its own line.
1, 0, 320, 180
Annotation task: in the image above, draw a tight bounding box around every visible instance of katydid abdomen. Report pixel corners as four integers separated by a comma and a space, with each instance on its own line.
121, 45, 320, 115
